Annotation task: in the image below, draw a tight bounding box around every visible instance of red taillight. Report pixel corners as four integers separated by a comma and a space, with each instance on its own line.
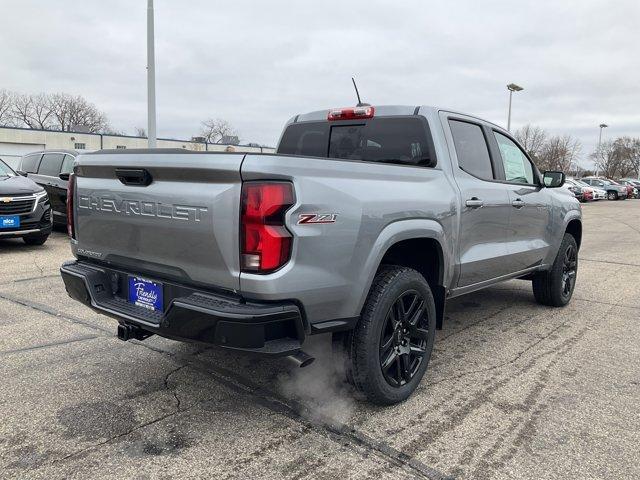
327, 106, 375, 121
66, 173, 76, 239
241, 182, 294, 273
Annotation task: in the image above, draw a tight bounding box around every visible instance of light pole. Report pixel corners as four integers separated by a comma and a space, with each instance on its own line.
507, 83, 523, 132
147, 0, 157, 148
595, 123, 608, 176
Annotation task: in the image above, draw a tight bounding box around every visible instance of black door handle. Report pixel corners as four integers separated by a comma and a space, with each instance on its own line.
115, 168, 153, 186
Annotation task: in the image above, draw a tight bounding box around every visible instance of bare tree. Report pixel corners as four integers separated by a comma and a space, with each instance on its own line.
593, 137, 640, 178
12, 93, 54, 129
629, 138, 640, 178
134, 126, 147, 137
6, 91, 109, 133
0, 90, 15, 126
48, 93, 74, 131
514, 124, 547, 162
537, 135, 581, 172
64, 94, 109, 133
200, 118, 239, 144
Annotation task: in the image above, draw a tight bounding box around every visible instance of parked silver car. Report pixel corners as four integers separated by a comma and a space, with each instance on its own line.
581, 177, 627, 200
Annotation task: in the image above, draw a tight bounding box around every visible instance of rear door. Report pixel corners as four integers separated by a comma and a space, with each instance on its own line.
32, 153, 67, 222
488, 130, 552, 270
74, 151, 244, 291
443, 114, 514, 287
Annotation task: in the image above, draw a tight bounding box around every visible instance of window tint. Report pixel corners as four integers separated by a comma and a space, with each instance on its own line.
38, 153, 65, 176
277, 118, 434, 167
21, 154, 42, 173
328, 119, 432, 166
449, 120, 494, 180
493, 132, 535, 184
278, 122, 329, 157
60, 155, 75, 175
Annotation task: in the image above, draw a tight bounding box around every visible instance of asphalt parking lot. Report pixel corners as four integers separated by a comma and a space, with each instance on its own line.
1, 200, 639, 480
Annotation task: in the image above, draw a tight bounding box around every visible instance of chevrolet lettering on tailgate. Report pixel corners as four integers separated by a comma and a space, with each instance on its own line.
78, 196, 208, 222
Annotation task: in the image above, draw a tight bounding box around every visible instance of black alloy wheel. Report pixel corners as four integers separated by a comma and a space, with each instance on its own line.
561, 243, 577, 300
379, 290, 429, 387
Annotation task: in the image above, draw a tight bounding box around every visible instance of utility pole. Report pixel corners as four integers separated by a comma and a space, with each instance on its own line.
147, 0, 157, 148
506, 83, 523, 132
596, 123, 608, 176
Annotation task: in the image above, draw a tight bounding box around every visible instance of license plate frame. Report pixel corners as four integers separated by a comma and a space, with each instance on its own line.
128, 276, 164, 312
0, 215, 20, 229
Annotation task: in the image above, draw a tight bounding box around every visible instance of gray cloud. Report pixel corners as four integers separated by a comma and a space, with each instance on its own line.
1, 0, 638, 164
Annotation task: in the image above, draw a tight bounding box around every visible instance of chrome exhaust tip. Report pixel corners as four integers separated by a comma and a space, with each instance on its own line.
287, 350, 315, 368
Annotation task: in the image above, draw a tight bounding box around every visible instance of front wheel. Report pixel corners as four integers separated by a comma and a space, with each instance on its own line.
338, 266, 436, 405
532, 233, 578, 307
607, 191, 618, 200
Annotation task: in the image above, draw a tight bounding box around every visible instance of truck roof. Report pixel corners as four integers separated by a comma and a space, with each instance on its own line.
288, 105, 504, 130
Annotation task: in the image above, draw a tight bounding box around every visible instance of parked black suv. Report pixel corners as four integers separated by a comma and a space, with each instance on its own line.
18, 150, 77, 226
0, 159, 52, 245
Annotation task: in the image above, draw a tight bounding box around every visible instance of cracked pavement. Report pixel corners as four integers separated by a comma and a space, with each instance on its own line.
1, 200, 639, 479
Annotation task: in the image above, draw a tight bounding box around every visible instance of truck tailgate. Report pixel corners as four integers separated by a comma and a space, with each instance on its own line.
73, 151, 242, 292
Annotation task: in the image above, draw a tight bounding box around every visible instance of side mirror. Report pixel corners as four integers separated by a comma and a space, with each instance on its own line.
543, 171, 565, 188
59, 173, 70, 181
16, 170, 27, 177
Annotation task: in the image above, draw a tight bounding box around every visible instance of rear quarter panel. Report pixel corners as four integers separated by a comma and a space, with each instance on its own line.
240, 153, 458, 324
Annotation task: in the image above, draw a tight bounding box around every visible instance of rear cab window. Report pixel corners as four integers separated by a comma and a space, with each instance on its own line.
277, 117, 436, 167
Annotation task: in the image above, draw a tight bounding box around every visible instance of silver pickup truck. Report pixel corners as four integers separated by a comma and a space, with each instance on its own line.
60, 105, 581, 404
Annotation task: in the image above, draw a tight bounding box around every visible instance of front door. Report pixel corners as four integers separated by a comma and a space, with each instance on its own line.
489, 130, 551, 270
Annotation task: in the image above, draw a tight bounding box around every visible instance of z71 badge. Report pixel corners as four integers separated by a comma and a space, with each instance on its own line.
297, 213, 338, 225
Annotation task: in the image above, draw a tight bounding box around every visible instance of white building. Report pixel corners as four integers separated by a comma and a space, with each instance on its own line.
0, 126, 274, 168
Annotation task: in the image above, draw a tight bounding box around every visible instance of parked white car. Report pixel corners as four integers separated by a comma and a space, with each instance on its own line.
569, 178, 606, 200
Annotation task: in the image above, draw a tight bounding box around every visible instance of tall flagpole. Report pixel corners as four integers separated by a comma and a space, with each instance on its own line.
147, 0, 157, 148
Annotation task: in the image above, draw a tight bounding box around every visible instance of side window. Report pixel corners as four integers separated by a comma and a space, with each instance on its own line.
37, 153, 66, 176
493, 132, 535, 185
21, 154, 42, 173
60, 155, 75, 175
449, 120, 494, 180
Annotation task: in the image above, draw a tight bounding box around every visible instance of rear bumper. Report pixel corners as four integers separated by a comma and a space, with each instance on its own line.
60, 260, 306, 356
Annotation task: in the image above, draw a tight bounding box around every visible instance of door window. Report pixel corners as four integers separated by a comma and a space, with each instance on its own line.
449, 120, 494, 180
60, 155, 75, 175
37, 153, 66, 176
493, 132, 535, 185
21, 154, 42, 173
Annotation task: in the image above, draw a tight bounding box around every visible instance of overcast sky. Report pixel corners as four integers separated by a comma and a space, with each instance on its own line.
1, 0, 638, 164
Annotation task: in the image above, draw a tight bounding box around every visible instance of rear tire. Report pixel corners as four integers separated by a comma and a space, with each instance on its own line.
23, 234, 49, 246
607, 191, 618, 200
532, 233, 578, 307
339, 266, 436, 405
